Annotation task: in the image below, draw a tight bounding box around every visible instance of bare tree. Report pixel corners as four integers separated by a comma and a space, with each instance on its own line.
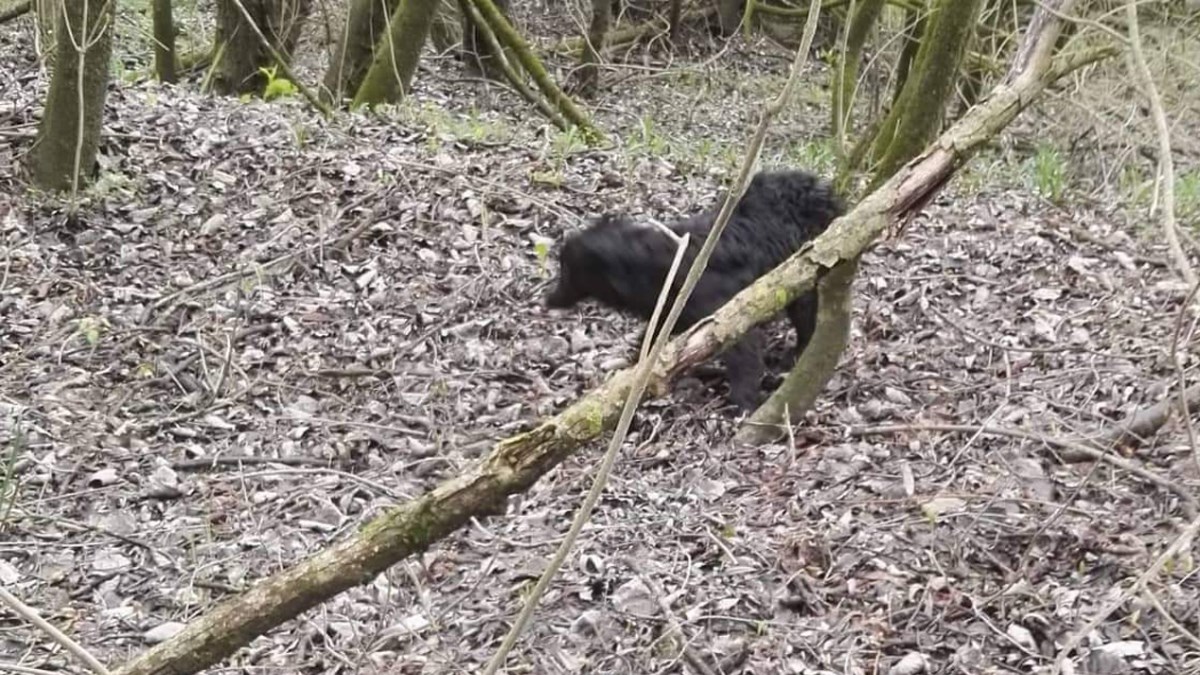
350, 0, 444, 105
321, 0, 401, 104
153, 0, 177, 83
212, 0, 312, 95
575, 0, 611, 95
30, 0, 116, 193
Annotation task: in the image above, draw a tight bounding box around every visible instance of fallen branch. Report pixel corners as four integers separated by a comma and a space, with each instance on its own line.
0, 586, 111, 675
1101, 382, 1200, 449
110, 6, 1116, 674
549, 7, 715, 55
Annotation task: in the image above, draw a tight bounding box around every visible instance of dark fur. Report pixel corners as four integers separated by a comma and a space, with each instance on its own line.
545, 169, 846, 411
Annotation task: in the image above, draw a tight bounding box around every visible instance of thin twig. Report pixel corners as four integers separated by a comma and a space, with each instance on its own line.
1053, 513, 1200, 673
0, 586, 111, 675
1125, 0, 1194, 286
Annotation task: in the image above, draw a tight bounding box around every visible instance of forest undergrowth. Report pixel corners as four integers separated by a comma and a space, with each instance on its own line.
1, 4, 1199, 673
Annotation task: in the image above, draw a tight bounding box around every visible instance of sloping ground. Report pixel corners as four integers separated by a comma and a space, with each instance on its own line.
2, 17, 1199, 675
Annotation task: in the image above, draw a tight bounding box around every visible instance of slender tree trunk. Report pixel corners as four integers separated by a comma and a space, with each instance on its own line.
459, 0, 508, 78
667, 0, 683, 40
831, 0, 885, 159
868, 0, 985, 188
212, 0, 312, 96
30, 0, 116, 193
153, 0, 177, 82
717, 0, 742, 35
890, 6, 924, 110
429, 0, 461, 53
322, 0, 402, 105
736, 257, 858, 444
576, 0, 610, 96
33, 0, 57, 68
467, 0, 605, 143
351, 0, 442, 106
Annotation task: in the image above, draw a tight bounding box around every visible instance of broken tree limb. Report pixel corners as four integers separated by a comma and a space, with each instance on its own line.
110, 14, 1116, 675
1100, 383, 1200, 450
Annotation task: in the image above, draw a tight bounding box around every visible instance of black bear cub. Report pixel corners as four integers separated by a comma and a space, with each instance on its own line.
545, 169, 845, 411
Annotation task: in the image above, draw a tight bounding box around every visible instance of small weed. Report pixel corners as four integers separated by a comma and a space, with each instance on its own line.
292, 121, 309, 148
1026, 142, 1069, 204
1177, 170, 1200, 221
786, 138, 837, 176
260, 66, 297, 101
550, 127, 586, 159
630, 115, 670, 156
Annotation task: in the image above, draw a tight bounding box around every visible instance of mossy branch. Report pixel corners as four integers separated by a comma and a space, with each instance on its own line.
460, 0, 569, 130
468, 0, 605, 144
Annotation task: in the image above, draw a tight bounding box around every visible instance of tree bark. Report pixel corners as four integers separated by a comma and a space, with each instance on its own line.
467, 0, 605, 143
576, 0, 611, 96
29, 0, 115, 193
152, 0, 177, 83
831, 0, 885, 158
107, 7, 1106, 674
322, 0, 402, 105
717, 0, 742, 35
737, 257, 858, 443
868, 0, 986, 188
459, 0, 508, 78
212, 0, 312, 96
350, 0, 443, 106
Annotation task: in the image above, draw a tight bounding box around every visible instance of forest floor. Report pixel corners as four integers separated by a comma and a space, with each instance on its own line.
2, 5, 1200, 675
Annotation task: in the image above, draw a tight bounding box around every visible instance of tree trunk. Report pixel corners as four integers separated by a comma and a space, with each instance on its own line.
667, 0, 683, 40
736, 257, 858, 444
212, 0, 312, 96
576, 0, 611, 96
33, 0, 57, 68
351, 0, 443, 106
467, 0, 605, 143
831, 0, 884, 159
716, 0, 742, 36
153, 0, 177, 83
429, 0, 461, 53
321, 0, 402, 105
30, 0, 116, 193
889, 6, 924, 116
868, 0, 985, 188
459, 0, 508, 78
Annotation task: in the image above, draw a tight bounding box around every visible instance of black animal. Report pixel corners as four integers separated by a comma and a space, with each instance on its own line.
545, 169, 846, 411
